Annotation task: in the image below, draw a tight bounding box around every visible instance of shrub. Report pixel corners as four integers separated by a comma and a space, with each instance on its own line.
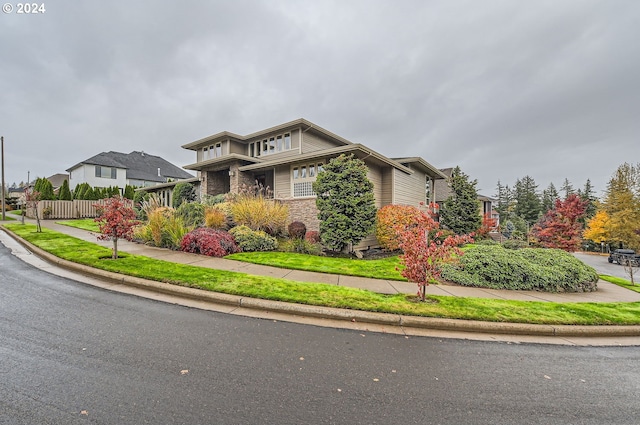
204, 207, 227, 229
201, 193, 227, 206
229, 225, 278, 252
230, 194, 289, 235
376, 204, 424, 251
42, 206, 53, 219
305, 230, 321, 244
181, 228, 239, 257
288, 221, 307, 239
440, 245, 599, 292
172, 182, 196, 208
279, 238, 323, 255
502, 239, 529, 250
176, 202, 205, 228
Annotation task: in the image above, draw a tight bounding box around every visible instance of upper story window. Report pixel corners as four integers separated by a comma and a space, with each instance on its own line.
203, 142, 223, 160
292, 162, 324, 197
95, 166, 117, 179
249, 132, 292, 158
425, 176, 432, 204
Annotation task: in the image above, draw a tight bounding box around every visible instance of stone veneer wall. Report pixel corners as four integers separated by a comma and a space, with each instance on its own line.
281, 198, 320, 232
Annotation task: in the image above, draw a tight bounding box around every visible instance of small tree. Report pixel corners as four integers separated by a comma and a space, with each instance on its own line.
622, 259, 639, 285
313, 154, 376, 252
396, 204, 473, 301
476, 212, 498, 239
123, 185, 135, 200
531, 194, 587, 252
34, 177, 56, 200
94, 197, 138, 259
24, 187, 42, 232
58, 179, 72, 201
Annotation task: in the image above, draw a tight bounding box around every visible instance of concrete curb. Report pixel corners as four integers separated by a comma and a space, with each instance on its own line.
4, 227, 640, 338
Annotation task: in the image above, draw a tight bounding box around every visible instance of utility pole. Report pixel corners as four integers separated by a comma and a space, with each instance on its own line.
1, 136, 5, 221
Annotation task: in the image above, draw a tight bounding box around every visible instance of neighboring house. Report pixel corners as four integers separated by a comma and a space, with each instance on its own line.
46, 173, 69, 196
66, 151, 194, 192
181, 118, 447, 249
434, 167, 499, 225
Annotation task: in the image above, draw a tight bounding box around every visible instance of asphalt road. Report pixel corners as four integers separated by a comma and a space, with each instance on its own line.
574, 252, 637, 280
2, 244, 640, 425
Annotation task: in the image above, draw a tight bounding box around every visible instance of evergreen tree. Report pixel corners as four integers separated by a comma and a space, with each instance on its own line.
34, 177, 55, 200
313, 154, 377, 252
58, 179, 72, 200
494, 180, 514, 221
124, 185, 135, 200
513, 176, 541, 226
577, 179, 598, 222
172, 182, 196, 208
439, 166, 482, 235
541, 182, 559, 213
560, 178, 575, 199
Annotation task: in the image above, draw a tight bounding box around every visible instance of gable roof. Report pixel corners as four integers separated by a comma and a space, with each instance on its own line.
66, 151, 193, 183
46, 173, 69, 188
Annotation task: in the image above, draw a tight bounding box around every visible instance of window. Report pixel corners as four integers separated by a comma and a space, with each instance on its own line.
214, 143, 222, 157
292, 161, 323, 197
425, 176, 432, 204
249, 132, 293, 157
95, 166, 116, 179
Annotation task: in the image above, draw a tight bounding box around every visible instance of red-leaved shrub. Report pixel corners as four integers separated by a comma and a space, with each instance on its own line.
181, 227, 240, 257
376, 204, 426, 251
288, 221, 307, 239
305, 230, 321, 244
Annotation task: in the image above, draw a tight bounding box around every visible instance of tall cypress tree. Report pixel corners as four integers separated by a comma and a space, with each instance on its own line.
58, 179, 72, 200
439, 166, 481, 235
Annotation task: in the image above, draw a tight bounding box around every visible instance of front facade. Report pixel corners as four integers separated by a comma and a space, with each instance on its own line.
182, 119, 446, 249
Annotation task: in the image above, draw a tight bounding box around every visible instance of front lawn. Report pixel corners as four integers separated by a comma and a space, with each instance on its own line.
4, 223, 640, 326
56, 218, 101, 232
226, 251, 405, 281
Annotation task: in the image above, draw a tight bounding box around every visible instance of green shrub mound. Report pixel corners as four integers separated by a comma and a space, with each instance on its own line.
229, 225, 278, 252
440, 245, 599, 292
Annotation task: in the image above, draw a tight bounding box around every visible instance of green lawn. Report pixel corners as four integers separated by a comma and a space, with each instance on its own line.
4, 223, 640, 326
227, 251, 405, 280
600, 275, 640, 293
56, 218, 101, 232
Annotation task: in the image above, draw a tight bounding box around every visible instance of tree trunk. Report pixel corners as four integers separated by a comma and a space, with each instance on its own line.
113, 238, 118, 259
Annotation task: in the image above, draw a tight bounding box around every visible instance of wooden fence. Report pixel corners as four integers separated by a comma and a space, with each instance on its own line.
26, 199, 132, 220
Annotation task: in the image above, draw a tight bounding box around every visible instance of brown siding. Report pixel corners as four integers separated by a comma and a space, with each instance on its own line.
365, 163, 383, 208
301, 131, 342, 153
274, 165, 291, 199
228, 140, 246, 155
380, 166, 393, 206
393, 168, 425, 207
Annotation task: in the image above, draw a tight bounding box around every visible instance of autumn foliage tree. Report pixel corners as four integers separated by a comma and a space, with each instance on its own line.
476, 212, 498, 239
24, 187, 42, 232
530, 194, 587, 252
583, 209, 610, 245
395, 204, 473, 301
94, 196, 138, 259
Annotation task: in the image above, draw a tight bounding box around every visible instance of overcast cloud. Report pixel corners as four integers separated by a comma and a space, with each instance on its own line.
1, 0, 639, 197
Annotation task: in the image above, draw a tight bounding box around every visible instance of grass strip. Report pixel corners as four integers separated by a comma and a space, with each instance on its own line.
56, 218, 101, 232
600, 275, 640, 293
227, 251, 406, 281
5, 223, 640, 326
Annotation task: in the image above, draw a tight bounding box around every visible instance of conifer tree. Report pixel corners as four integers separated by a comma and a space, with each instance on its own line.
58, 179, 72, 200
439, 166, 481, 235
513, 176, 541, 226
541, 182, 559, 214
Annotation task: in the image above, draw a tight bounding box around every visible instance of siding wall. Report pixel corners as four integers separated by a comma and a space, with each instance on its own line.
301, 131, 341, 153
392, 168, 425, 206
228, 140, 245, 155
274, 165, 291, 199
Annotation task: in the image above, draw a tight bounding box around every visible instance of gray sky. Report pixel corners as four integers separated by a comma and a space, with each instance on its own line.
2, 0, 639, 198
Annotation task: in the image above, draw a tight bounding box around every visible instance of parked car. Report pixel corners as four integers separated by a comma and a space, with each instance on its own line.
608, 249, 640, 266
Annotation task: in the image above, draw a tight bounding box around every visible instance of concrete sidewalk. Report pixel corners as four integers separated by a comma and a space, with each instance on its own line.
17, 218, 640, 304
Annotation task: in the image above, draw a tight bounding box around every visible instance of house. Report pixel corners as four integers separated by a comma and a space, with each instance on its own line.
434, 167, 499, 224
181, 118, 447, 248
66, 151, 194, 192
46, 173, 69, 196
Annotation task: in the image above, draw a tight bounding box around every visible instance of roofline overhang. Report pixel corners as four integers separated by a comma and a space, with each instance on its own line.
391, 157, 448, 179
183, 153, 261, 171
238, 144, 414, 174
